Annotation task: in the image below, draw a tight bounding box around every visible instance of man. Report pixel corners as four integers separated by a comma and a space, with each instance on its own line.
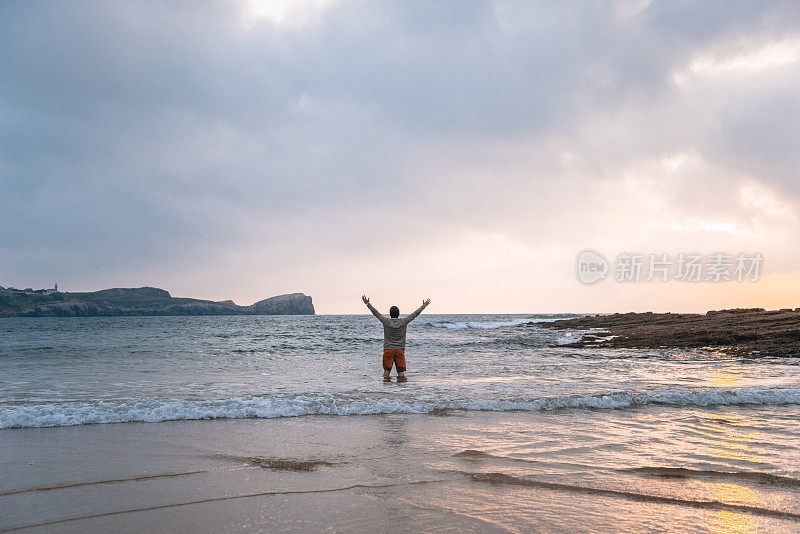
362, 295, 431, 382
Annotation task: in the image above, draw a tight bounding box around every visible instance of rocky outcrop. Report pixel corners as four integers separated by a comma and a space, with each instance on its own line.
248, 293, 315, 315
535, 308, 800, 357
0, 287, 315, 317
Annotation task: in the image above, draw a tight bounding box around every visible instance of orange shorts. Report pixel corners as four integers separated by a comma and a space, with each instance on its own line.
382, 349, 406, 372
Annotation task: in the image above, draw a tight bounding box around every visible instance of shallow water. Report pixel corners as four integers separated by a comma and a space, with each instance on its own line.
1, 314, 799, 531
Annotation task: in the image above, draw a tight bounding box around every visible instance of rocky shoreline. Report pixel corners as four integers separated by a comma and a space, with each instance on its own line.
535, 308, 800, 357
0, 287, 315, 317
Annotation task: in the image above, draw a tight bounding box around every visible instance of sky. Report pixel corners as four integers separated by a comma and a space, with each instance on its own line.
1, 0, 799, 314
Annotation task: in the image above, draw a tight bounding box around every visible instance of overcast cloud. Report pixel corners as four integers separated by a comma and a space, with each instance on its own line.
2, 0, 799, 312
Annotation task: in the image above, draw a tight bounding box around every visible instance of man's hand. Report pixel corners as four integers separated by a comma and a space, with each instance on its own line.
362, 295, 370, 305
423, 298, 431, 307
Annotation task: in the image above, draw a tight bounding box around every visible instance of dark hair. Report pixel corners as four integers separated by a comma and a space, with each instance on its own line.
389, 306, 399, 318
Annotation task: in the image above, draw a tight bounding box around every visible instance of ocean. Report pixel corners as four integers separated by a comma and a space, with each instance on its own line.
2, 314, 799, 532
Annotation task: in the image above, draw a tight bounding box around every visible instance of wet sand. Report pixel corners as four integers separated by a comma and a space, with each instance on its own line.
2, 410, 800, 533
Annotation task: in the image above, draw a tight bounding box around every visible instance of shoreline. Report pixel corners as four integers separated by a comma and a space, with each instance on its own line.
3, 410, 799, 533
536, 308, 800, 357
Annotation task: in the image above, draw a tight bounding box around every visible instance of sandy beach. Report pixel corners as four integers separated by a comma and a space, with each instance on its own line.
4, 409, 800, 533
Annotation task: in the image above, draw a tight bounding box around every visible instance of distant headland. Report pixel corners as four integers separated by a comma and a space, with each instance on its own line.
0, 286, 314, 317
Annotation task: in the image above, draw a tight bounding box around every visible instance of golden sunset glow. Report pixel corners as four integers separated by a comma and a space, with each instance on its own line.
2, 3, 798, 534
708, 509, 758, 534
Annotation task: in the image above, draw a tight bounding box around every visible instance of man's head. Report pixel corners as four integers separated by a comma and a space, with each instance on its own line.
389, 306, 399, 318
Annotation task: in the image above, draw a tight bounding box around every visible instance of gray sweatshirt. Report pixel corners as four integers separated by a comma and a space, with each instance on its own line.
367, 302, 426, 350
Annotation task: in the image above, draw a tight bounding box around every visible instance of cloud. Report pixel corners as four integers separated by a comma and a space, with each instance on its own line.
1, 0, 799, 311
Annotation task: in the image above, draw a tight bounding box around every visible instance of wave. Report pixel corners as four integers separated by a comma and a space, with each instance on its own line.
2, 386, 799, 429
625, 466, 800, 487
453, 449, 547, 465
454, 471, 800, 520
453, 450, 800, 487
555, 332, 584, 345
428, 319, 534, 330
427, 315, 583, 329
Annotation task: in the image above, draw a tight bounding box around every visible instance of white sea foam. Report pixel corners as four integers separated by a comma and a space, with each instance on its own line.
429, 316, 581, 330
3, 386, 799, 429
429, 319, 533, 330
556, 332, 584, 345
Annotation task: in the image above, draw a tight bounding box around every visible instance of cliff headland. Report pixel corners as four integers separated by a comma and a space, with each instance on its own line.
0, 286, 314, 317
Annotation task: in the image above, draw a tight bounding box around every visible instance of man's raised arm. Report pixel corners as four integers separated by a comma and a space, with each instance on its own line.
401, 298, 431, 325
362, 295, 388, 325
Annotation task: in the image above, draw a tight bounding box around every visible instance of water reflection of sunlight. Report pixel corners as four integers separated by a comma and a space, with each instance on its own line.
690, 410, 762, 466
681, 366, 765, 532
704, 438, 762, 533
702, 367, 763, 466
709, 509, 758, 534
692, 369, 763, 532
710, 366, 746, 388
